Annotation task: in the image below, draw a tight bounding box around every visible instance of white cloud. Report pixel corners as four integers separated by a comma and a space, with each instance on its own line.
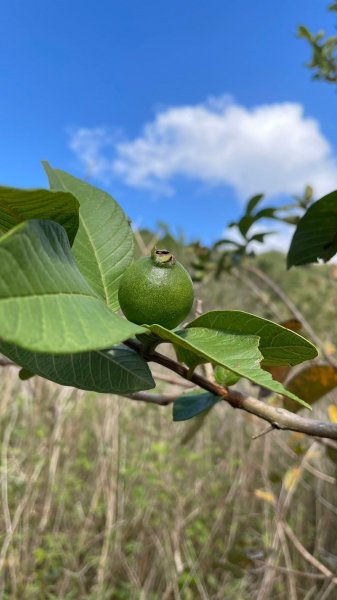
68, 127, 117, 183
68, 96, 337, 199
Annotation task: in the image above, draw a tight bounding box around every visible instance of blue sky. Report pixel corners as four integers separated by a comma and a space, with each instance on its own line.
1, 0, 337, 245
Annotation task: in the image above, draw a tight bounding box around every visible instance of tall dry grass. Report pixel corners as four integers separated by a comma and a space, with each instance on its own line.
0, 364, 336, 599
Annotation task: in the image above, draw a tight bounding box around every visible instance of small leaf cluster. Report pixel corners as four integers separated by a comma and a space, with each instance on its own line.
298, 4, 337, 84
191, 184, 337, 282
217, 193, 278, 269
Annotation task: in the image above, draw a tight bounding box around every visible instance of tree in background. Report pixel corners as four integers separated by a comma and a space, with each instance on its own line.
298, 3, 337, 84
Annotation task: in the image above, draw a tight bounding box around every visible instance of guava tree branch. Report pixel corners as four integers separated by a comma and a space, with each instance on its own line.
124, 340, 337, 441
2, 346, 337, 440
0, 358, 13, 367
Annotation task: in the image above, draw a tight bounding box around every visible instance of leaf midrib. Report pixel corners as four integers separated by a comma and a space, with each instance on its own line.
1, 291, 100, 300
97, 350, 151, 383
79, 214, 109, 303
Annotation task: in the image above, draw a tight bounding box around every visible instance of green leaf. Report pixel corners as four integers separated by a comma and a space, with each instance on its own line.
173, 391, 221, 421
187, 311, 317, 366
237, 207, 277, 238
214, 366, 241, 386
174, 344, 204, 370
280, 216, 301, 225
246, 194, 264, 214
254, 207, 277, 219
0, 186, 79, 244
19, 368, 35, 381
287, 191, 337, 267
238, 215, 255, 237
248, 232, 274, 244
43, 162, 134, 310
213, 238, 242, 248
150, 324, 310, 407
0, 219, 146, 353
297, 25, 312, 41
0, 341, 155, 394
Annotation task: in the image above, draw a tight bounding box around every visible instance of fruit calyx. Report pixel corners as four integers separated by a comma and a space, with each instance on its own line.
151, 247, 176, 267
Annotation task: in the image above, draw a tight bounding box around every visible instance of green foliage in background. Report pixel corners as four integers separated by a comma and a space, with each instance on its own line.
298, 3, 337, 84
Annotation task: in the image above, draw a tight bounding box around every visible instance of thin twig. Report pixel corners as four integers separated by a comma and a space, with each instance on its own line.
231, 267, 281, 320
252, 425, 275, 440
277, 521, 298, 600
151, 371, 194, 387
123, 339, 337, 440
253, 561, 327, 579
0, 358, 16, 367
282, 521, 337, 586
125, 391, 181, 405
0, 457, 45, 574
1, 406, 18, 537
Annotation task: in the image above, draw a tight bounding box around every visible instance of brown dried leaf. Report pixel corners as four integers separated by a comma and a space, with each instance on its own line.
284, 365, 337, 413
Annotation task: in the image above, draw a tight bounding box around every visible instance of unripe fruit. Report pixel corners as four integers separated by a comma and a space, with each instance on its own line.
118, 248, 194, 329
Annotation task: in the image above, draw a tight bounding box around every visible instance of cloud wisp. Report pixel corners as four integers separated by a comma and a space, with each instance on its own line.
68, 96, 337, 199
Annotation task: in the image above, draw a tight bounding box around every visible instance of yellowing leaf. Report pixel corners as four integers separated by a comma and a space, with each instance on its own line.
263, 365, 291, 385
324, 341, 336, 356
289, 432, 305, 442
283, 467, 302, 492
328, 405, 337, 423
280, 319, 302, 333
287, 432, 306, 453
284, 365, 337, 413
254, 489, 276, 505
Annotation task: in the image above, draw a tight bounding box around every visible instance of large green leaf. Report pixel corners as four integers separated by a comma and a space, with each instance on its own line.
43, 162, 134, 310
187, 311, 317, 366
0, 186, 79, 243
151, 324, 310, 407
287, 191, 337, 267
0, 341, 155, 394
0, 219, 146, 353
173, 391, 221, 421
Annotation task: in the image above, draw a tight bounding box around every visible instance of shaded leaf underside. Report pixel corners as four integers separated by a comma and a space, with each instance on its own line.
173, 391, 221, 421
0, 341, 155, 394
0, 185, 79, 244
287, 191, 337, 267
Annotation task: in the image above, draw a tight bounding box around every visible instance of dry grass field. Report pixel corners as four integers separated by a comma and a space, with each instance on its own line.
1, 249, 337, 599
0, 363, 336, 599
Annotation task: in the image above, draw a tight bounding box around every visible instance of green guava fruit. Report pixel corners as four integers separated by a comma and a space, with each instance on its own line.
118, 248, 194, 329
